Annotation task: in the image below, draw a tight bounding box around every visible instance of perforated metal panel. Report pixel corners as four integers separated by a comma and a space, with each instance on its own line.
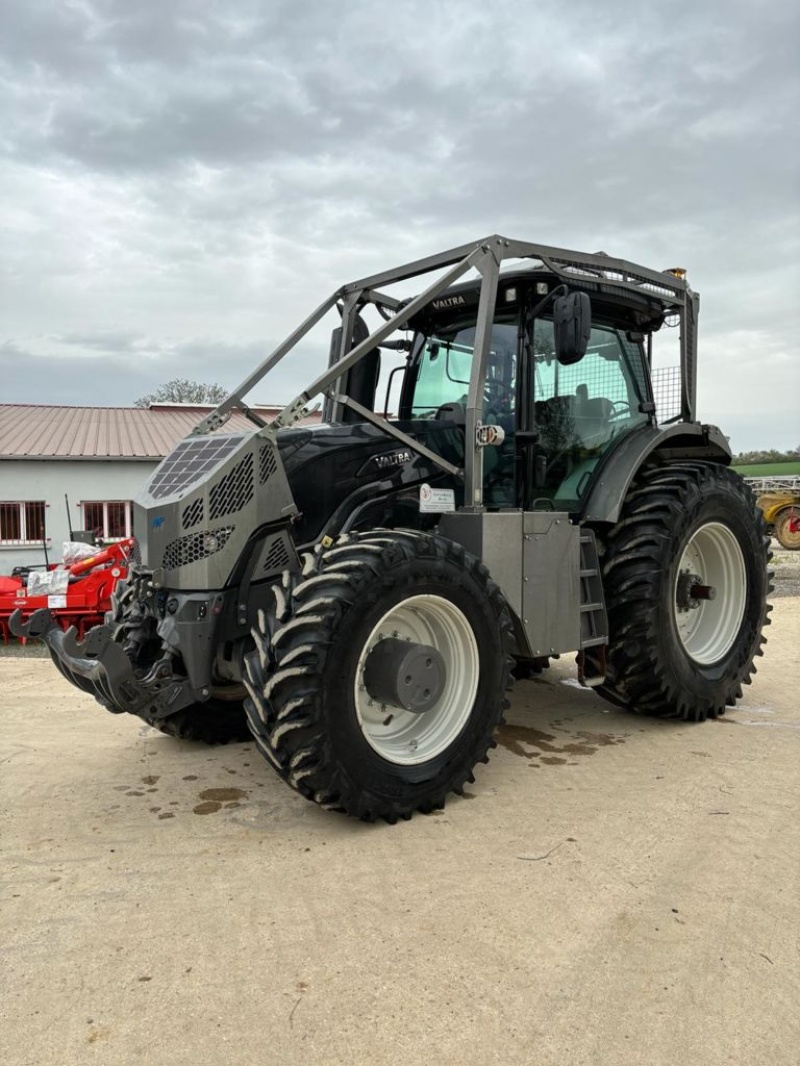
209, 453, 254, 519
259, 444, 278, 484
181, 498, 204, 529
262, 537, 291, 573
148, 435, 246, 500
162, 527, 234, 570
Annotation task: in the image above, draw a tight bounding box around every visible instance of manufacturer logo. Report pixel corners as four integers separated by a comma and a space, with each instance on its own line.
432, 294, 466, 310
151, 516, 166, 529
373, 450, 412, 471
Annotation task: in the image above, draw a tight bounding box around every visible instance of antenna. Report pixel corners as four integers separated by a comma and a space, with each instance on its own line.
65, 494, 75, 540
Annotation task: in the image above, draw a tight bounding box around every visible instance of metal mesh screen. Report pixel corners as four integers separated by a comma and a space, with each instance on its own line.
162, 526, 234, 570
549, 359, 628, 402
651, 366, 682, 422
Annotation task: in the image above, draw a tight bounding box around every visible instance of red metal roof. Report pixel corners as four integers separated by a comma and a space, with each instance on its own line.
0, 404, 321, 460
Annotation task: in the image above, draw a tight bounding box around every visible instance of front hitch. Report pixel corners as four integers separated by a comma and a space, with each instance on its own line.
9, 608, 200, 719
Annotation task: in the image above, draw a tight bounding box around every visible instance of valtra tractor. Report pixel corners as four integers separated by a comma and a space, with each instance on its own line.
12, 236, 771, 821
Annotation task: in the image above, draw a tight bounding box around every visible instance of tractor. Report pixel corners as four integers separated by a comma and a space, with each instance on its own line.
12, 236, 771, 821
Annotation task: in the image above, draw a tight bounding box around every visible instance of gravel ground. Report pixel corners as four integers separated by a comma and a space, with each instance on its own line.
771, 543, 800, 597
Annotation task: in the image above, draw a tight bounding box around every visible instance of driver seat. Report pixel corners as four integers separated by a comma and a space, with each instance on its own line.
573, 393, 613, 448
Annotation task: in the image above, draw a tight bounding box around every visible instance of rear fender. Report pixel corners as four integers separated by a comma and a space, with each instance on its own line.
581, 423, 732, 525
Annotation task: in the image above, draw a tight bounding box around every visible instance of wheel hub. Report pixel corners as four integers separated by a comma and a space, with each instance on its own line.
363, 637, 446, 713
676, 570, 717, 612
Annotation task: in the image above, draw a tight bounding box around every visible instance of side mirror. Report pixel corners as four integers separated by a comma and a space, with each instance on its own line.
553, 291, 591, 365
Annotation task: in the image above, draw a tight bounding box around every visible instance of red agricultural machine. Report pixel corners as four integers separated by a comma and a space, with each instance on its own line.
0, 539, 134, 645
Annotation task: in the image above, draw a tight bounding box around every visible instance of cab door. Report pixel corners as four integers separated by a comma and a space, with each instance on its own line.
519, 318, 650, 512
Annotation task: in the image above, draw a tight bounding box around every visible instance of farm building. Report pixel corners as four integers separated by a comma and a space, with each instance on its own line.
0, 403, 320, 573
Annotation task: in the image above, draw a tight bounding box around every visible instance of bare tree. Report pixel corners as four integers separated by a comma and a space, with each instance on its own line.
134, 378, 227, 408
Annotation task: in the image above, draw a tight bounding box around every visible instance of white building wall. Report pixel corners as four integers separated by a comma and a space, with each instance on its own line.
0, 458, 158, 572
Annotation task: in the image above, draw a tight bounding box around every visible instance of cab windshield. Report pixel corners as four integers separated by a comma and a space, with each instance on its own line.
408, 318, 518, 420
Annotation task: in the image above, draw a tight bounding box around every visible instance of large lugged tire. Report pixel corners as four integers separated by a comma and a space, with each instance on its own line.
138, 699, 252, 744
596, 462, 771, 721
243, 530, 512, 822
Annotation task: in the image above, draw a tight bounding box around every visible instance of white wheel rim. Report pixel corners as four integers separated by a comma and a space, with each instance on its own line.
673, 522, 747, 665
354, 594, 479, 766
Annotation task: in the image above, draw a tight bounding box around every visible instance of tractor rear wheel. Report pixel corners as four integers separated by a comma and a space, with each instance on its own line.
596, 462, 771, 721
243, 530, 512, 821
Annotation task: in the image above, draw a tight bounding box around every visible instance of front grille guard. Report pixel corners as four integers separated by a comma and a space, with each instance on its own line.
9, 608, 199, 720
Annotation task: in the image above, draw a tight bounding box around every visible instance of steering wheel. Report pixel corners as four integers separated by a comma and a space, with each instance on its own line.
609, 400, 632, 419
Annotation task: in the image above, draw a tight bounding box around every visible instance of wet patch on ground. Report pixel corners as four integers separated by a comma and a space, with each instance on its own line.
193, 787, 248, 815
110, 778, 250, 820
497, 722, 628, 765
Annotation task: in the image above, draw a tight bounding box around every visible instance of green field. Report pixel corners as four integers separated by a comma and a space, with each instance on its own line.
731, 461, 800, 477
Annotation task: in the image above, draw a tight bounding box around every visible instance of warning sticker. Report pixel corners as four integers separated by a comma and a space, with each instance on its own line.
48, 595, 68, 609
419, 483, 455, 513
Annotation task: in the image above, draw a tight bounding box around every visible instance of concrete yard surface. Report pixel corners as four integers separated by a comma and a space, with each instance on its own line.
1, 600, 798, 1066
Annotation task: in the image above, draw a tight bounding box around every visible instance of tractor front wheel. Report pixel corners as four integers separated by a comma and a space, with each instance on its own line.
139, 699, 252, 744
243, 531, 512, 821
597, 462, 771, 721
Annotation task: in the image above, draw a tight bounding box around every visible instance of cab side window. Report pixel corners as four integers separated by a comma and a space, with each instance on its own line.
530, 321, 647, 507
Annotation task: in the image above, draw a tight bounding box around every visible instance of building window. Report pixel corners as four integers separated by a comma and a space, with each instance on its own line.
0, 501, 48, 545
81, 500, 132, 540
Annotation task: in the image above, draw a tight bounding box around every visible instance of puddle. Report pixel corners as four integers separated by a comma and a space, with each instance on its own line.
193, 787, 248, 816
199, 787, 247, 802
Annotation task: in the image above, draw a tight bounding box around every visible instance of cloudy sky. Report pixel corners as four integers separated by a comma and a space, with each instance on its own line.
1, 0, 797, 451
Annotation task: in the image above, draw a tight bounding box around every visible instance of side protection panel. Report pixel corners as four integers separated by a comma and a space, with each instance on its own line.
522, 513, 580, 657
437, 512, 523, 619
581, 423, 731, 524
437, 510, 581, 656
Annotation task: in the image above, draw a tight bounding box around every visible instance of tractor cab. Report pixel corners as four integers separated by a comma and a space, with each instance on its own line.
398, 272, 654, 514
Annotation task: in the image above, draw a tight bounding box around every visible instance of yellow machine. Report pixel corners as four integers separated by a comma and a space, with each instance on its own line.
754, 486, 800, 550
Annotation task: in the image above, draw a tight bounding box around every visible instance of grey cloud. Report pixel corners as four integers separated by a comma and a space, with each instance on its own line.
55, 329, 147, 352
0, 0, 797, 452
